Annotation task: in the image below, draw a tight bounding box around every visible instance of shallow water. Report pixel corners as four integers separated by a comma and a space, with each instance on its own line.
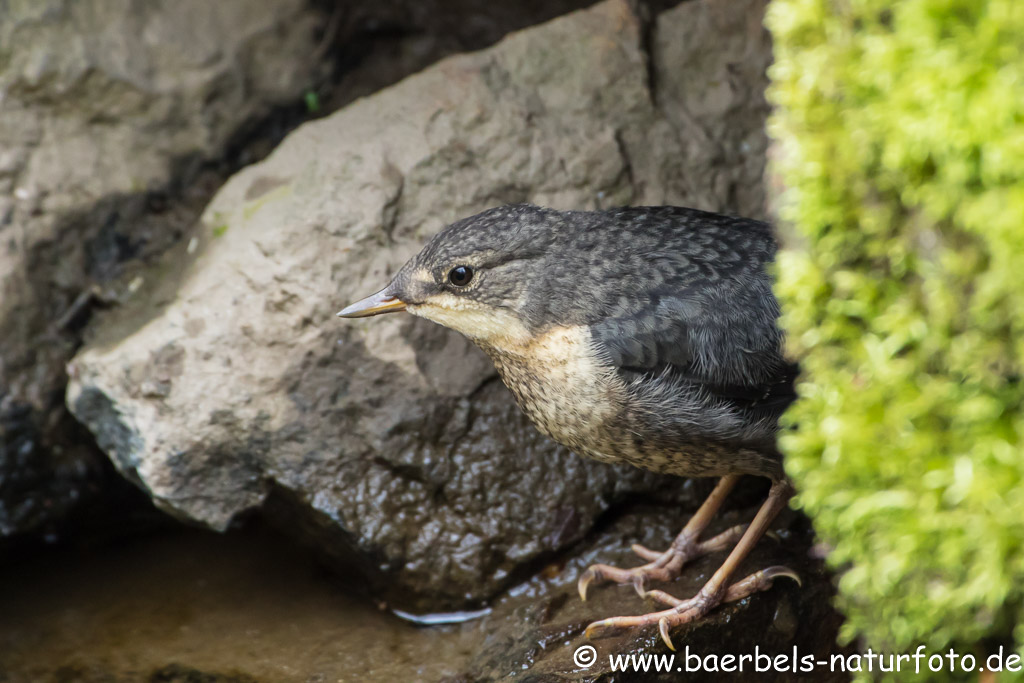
0, 498, 842, 682
0, 525, 478, 682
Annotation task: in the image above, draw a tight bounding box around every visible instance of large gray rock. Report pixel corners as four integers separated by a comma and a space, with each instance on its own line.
0, 0, 325, 396
67, 0, 774, 609
0, 0, 328, 536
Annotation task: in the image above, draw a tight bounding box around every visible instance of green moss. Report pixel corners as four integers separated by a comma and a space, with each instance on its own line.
766, 0, 1024, 678
304, 90, 321, 114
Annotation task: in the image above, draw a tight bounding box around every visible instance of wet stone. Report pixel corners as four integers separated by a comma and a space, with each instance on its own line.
66, 0, 778, 611
457, 505, 847, 682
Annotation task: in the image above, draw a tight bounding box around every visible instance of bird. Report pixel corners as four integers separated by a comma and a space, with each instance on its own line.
337, 203, 800, 650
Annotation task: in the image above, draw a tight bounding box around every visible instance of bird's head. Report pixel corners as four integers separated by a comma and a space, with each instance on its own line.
337, 205, 565, 348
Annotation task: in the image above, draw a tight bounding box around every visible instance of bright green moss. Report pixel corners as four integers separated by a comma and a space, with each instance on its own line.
766, 0, 1024, 678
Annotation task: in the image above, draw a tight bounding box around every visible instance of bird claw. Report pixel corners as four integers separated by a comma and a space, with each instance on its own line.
585, 565, 799, 649
577, 524, 746, 602
578, 568, 596, 601
584, 618, 619, 640
659, 618, 675, 651
761, 565, 802, 588
583, 599, 705, 651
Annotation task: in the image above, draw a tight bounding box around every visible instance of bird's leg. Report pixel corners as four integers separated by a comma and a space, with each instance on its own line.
578, 474, 743, 600
585, 480, 799, 650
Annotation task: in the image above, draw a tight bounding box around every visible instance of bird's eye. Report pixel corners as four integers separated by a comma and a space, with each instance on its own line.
448, 265, 474, 287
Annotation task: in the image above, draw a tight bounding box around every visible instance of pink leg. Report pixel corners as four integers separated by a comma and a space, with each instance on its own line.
584, 480, 799, 650
578, 475, 743, 600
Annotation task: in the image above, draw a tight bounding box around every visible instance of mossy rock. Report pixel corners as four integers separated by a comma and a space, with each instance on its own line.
766, 0, 1023, 679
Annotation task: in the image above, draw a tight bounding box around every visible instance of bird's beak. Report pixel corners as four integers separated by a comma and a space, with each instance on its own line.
336, 288, 407, 318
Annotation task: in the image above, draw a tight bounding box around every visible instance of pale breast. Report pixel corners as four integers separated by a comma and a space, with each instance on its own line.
479, 324, 776, 479
482, 325, 626, 464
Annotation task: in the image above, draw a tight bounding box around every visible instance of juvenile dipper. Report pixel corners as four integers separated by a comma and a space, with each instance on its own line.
338, 204, 799, 649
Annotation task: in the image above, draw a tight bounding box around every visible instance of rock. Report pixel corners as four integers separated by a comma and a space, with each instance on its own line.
322, 0, 601, 113
67, 0, 776, 609
455, 502, 846, 682
652, 0, 772, 217
0, 0, 331, 538
0, 0, 661, 548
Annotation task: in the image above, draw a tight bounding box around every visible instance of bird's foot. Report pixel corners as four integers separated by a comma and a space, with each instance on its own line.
584, 565, 800, 650
577, 523, 747, 601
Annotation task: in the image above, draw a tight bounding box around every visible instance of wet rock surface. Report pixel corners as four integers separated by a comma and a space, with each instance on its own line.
0, 0, 331, 540
0, 499, 845, 682
0, 523, 481, 682
0, 0, 601, 544
457, 502, 847, 682
66, 0, 777, 610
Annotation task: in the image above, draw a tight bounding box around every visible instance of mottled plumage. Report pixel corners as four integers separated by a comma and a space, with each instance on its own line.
338, 203, 801, 648
385, 204, 796, 480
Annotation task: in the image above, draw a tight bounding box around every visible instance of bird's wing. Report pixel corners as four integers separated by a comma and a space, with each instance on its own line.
588, 281, 797, 422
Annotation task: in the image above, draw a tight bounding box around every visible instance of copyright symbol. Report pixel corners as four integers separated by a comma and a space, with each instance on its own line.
574, 644, 597, 668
